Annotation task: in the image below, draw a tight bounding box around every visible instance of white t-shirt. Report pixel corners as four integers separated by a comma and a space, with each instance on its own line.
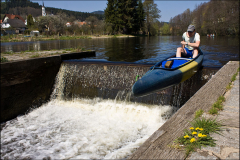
182, 32, 200, 50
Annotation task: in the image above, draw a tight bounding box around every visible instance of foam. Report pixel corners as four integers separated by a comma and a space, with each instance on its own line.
1, 98, 174, 159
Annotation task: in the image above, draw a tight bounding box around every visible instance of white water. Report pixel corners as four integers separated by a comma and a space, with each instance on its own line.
1, 98, 174, 159
1, 64, 176, 159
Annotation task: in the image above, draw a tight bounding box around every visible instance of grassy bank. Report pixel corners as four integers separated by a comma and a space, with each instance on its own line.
0, 34, 135, 43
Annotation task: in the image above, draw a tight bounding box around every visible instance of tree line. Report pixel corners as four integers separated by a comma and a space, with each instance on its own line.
1, 0, 163, 36
168, 0, 239, 36
2, 0, 237, 36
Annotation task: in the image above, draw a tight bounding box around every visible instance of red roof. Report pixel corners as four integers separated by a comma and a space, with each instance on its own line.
4, 14, 25, 22
75, 21, 87, 27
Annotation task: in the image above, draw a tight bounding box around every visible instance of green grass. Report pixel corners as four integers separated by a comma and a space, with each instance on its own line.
226, 68, 239, 91
195, 109, 204, 119
218, 96, 225, 103
0, 35, 92, 43
209, 107, 218, 115
64, 47, 85, 52
2, 51, 14, 54
231, 70, 238, 82
208, 95, 226, 115
65, 48, 76, 51
226, 83, 232, 91
173, 117, 222, 157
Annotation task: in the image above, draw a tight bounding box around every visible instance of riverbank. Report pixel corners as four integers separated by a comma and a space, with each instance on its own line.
128, 61, 239, 159
0, 34, 136, 43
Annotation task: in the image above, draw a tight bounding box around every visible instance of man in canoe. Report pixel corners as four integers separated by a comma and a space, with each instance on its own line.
176, 25, 200, 58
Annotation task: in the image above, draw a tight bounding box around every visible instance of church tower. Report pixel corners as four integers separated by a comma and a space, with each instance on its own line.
42, 2, 46, 16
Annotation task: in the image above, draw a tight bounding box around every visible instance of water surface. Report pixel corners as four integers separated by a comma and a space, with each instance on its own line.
1, 36, 239, 67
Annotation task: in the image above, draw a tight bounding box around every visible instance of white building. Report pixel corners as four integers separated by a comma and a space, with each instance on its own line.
42, 2, 46, 16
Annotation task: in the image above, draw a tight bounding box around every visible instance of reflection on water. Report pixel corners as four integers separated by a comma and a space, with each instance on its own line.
1, 36, 239, 67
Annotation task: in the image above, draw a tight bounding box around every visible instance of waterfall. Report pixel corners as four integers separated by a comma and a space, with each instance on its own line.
1, 61, 179, 159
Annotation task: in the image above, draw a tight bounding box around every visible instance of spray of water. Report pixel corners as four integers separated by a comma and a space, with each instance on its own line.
1, 63, 176, 159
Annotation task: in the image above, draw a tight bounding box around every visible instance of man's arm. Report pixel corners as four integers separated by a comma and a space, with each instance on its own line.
183, 41, 200, 48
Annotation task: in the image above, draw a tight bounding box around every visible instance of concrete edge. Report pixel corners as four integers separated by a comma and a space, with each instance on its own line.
0, 51, 96, 73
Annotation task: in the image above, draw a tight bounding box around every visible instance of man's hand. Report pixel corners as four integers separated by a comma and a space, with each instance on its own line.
181, 41, 187, 45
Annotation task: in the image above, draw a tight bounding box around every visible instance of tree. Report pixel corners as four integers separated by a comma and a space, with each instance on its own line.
104, 0, 115, 33
27, 14, 34, 29
143, 0, 161, 35
104, 0, 145, 34
169, 0, 239, 36
85, 16, 99, 35
161, 23, 170, 35
135, 0, 145, 33
37, 12, 68, 34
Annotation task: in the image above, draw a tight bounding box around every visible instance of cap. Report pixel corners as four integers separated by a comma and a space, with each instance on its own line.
187, 25, 195, 32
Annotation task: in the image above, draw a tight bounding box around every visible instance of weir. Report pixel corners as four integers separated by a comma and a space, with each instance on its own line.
1, 58, 219, 159
54, 60, 217, 107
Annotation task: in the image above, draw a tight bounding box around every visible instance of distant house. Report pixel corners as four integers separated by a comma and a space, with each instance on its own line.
66, 22, 72, 27
2, 14, 25, 23
73, 21, 87, 27
1, 14, 26, 34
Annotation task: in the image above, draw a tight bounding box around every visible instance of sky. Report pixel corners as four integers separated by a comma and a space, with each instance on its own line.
32, 0, 210, 22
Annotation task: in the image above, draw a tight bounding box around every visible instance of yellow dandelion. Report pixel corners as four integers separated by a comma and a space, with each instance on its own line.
184, 135, 189, 139
192, 131, 197, 135
199, 128, 203, 131
198, 133, 203, 137
190, 127, 194, 130
195, 127, 200, 130
190, 138, 196, 143
202, 134, 207, 138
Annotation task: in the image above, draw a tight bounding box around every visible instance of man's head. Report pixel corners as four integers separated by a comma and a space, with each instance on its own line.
187, 25, 195, 36
187, 25, 195, 32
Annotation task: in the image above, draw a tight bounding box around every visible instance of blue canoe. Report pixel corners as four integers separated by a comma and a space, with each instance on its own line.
132, 50, 204, 97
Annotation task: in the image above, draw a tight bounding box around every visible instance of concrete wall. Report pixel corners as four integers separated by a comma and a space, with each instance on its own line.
0, 51, 95, 122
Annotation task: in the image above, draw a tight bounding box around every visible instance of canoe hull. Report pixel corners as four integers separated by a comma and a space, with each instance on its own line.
132, 52, 203, 97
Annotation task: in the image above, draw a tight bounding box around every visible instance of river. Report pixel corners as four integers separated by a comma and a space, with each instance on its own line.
1, 36, 239, 159
1, 36, 239, 67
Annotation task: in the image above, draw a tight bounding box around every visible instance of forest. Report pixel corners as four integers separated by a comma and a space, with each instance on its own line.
168, 1, 239, 36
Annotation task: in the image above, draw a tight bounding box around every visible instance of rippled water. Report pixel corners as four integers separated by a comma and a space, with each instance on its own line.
1, 36, 239, 67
